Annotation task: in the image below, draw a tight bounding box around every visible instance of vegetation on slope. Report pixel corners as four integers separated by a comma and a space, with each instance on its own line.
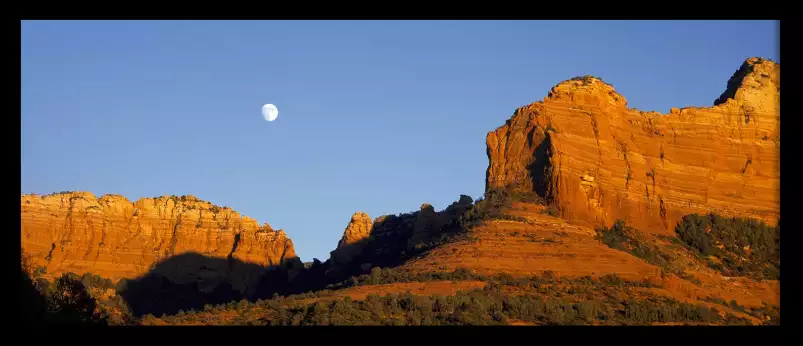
460, 188, 547, 227
596, 213, 780, 286
256, 290, 736, 326
703, 296, 780, 325
318, 188, 547, 286
409, 189, 548, 253
145, 269, 753, 326
326, 267, 485, 290
674, 213, 780, 280
595, 220, 701, 284
25, 260, 762, 326
596, 220, 673, 267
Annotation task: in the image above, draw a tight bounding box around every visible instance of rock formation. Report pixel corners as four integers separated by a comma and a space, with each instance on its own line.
408, 204, 445, 250
486, 57, 780, 233
407, 196, 474, 250
329, 212, 373, 265
445, 195, 474, 216
321, 195, 477, 283
20, 192, 299, 296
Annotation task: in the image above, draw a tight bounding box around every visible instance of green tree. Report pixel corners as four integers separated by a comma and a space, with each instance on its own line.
47, 274, 107, 325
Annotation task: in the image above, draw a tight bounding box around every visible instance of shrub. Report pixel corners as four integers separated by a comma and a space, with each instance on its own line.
595, 220, 672, 266
46, 273, 108, 325
569, 75, 607, 85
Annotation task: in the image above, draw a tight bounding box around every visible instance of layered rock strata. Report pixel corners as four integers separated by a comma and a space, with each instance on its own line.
486, 57, 780, 233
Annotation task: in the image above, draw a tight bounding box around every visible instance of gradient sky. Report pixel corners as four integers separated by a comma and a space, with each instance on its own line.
21, 20, 779, 261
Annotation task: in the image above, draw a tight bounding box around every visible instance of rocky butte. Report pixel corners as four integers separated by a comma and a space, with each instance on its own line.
20, 192, 299, 296
486, 57, 779, 233
329, 212, 374, 266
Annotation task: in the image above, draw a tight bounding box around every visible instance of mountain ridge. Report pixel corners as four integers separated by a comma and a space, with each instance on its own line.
21, 191, 300, 298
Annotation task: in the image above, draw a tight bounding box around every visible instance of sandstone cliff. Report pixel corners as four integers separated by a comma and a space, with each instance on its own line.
486, 57, 779, 233
21, 192, 299, 296
329, 212, 373, 265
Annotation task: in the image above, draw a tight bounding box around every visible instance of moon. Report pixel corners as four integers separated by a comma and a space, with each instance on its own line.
262, 104, 278, 122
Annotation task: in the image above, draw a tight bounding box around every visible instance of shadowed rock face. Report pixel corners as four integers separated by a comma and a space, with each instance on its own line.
408, 204, 443, 250
320, 195, 475, 283
407, 196, 472, 250
329, 212, 374, 265
20, 192, 300, 284
486, 57, 780, 233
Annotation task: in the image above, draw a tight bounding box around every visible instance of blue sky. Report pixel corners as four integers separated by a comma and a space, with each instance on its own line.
21, 20, 779, 261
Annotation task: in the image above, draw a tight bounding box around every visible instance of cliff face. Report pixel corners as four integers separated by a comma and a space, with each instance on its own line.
20, 192, 299, 296
486, 57, 780, 233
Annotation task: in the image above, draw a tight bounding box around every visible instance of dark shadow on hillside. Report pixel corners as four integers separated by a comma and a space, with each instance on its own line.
118, 252, 297, 317
117, 194, 505, 318
321, 214, 417, 284
322, 197, 475, 285
116, 210, 473, 318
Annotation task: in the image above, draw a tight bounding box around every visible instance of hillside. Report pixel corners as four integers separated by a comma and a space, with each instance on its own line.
134, 196, 779, 325
20, 57, 780, 326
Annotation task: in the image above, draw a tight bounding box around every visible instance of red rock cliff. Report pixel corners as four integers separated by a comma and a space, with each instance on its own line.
486, 57, 779, 233
329, 212, 373, 265
20, 192, 298, 293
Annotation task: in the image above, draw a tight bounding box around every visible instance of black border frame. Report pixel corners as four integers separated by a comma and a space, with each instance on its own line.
12, 16, 790, 343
